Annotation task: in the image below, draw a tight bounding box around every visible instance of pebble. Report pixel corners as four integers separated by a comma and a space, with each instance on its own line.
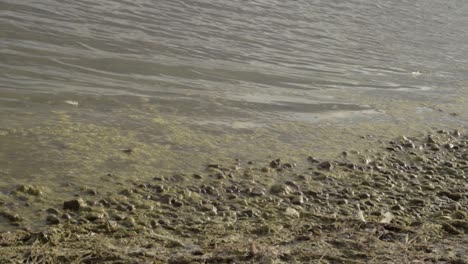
307, 156, 320, 163
16, 185, 42, 196
61, 213, 72, 220
241, 209, 259, 218
0, 211, 22, 222
46, 215, 60, 225
269, 184, 292, 196
46, 208, 60, 215
122, 217, 136, 228
270, 159, 281, 168
359, 193, 371, 199
291, 195, 304, 205
391, 204, 404, 211
282, 163, 295, 169
318, 161, 333, 170
201, 204, 217, 215
409, 199, 426, 207
285, 207, 300, 218
63, 198, 87, 211
85, 212, 104, 222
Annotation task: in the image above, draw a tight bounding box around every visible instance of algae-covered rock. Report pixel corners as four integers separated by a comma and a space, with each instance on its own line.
16, 185, 43, 196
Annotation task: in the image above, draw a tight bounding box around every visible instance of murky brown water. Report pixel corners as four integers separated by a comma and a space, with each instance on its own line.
1, 0, 468, 230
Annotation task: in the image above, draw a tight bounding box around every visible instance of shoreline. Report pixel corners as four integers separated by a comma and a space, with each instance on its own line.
1, 130, 467, 263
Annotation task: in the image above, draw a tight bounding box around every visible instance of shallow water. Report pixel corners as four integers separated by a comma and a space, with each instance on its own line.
1, 0, 468, 230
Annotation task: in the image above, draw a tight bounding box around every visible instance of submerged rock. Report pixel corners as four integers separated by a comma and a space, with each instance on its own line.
16, 185, 43, 196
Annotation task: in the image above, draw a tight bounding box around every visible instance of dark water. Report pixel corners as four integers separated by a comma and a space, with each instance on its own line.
1, 0, 468, 230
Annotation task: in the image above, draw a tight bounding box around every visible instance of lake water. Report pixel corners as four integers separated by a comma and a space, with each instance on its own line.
0, 0, 467, 229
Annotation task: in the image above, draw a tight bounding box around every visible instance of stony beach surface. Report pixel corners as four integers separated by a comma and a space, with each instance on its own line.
0, 130, 467, 263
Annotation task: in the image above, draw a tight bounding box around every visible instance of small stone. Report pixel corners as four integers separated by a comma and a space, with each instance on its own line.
409, 199, 426, 207
158, 218, 169, 226
85, 189, 98, 196
160, 194, 174, 205
248, 188, 266, 197
215, 172, 225, 179
207, 164, 220, 169
451, 130, 461, 137
439, 192, 463, 201
63, 198, 87, 211
359, 193, 371, 199
380, 212, 394, 224
391, 204, 404, 211
429, 144, 440, 151
119, 189, 133, 196
112, 213, 125, 221
227, 194, 238, 200
153, 185, 166, 193
123, 217, 136, 228
16, 185, 42, 196
0, 211, 22, 222
98, 199, 111, 207
427, 136, 437, 144
291, 195, 304, 205
46, 208, 60, 215
308, 156, 320, 163
270, 159, 281, 168
297, 175, 310, 181
317, 161, 333, 170
261, 167, 270, 173
444, 161, 455, 168
46, 215, 60, 225
282, 163, 295, 169
61, 213, 72, 220
269, 184, 291, 196
201, 185, 218, 196
444, 143, 454, 149
172, 200, 183, 207
85, 212, 104, 221
422, 183, 435, 191
337, 199, 349, 205
121, 148, 133, 154
285, 207, 300, 218
241, 209, 258, 218
201, 204, 217, 215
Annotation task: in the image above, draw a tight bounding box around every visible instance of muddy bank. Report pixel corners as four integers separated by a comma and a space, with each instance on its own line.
0, 130, 467, 263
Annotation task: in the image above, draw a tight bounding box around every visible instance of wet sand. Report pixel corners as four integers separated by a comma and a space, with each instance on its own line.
0, 130, 467, 263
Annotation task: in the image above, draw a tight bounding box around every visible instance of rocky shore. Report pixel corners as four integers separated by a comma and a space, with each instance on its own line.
0, 130, 467, 263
